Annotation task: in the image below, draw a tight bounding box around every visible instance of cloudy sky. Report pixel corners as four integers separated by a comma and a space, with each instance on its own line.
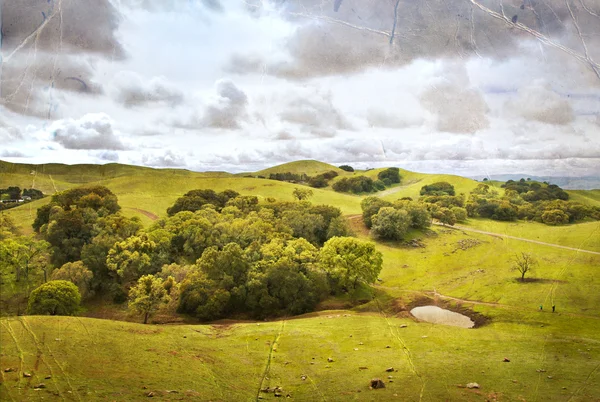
1, 0, 599, 176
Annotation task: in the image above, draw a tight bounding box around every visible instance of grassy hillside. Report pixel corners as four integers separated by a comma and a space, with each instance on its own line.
2, 159, 600, 401
253, 160, 345, 177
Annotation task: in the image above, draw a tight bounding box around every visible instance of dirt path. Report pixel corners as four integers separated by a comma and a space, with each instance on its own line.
434, 223, 600, 256
126, 207, 159, 221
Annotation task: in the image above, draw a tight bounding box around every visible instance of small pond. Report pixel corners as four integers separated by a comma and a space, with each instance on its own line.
410, 305, 475, 328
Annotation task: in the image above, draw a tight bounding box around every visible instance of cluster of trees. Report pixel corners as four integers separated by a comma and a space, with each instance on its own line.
167, 189, 240, 216
0, 187, 44, 210
7, 185, 384, 323
416, 182, 468, 226
361, 197, 432, 240
333, 168, 401, 194
466, 182, 599, 225
420, 182, 456, 196
267, 170, 340, 189
501, 179, 569, 202
339, 165, 354, 172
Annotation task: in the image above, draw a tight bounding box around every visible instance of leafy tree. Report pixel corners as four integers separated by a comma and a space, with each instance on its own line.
128, 274, 170, 324
0, 237, 50, 283
178, 272, 230, 321
377, 167, 401, 184
339, 165, 354, 172
420, 182, 456, 196
541, 209, 569, 225
0, 215, 19, 240
393, 200, 431, 229
106, 234, 158, 282
333, 176, 377, 194
450, 207, 468, 223
512, 252, 536, 281
371, 207, 411, 241
360, 197, 392, 228
436, 207, 457, 226
292, 187, 314, 201
319, 237, 383, 292
167, 189, 239, 216
27, 280, 81, 316
281, 210, 325, 245
51, 261, 94, 299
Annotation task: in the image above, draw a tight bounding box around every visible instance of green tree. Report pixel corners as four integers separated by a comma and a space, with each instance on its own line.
292, 187, 314, 201
377, 167, 401, 184
420, 182, 456, 196
319, 237, 383, 292
0, 237, 50, 283
51, 261, 94, 299
128, 275, 170, 324
106, 234, 157, 282
450, 207, 468, 223
541, 209, 569, 225
27, 280, 81, 316
512, 252, 536, 281
371, 207, 411, 241
436, 207, 457, 226
360, 196, 392, 228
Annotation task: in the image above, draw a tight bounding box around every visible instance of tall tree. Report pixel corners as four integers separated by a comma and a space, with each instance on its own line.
128, 275, 170, 324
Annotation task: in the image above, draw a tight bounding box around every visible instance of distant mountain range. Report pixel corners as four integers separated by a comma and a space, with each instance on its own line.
470, 175, 600, 190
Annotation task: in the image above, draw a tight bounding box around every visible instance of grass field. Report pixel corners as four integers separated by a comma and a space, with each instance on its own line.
1, 159, 600, 401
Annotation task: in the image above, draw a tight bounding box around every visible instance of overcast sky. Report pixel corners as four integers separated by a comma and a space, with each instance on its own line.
1, 0, 599, 176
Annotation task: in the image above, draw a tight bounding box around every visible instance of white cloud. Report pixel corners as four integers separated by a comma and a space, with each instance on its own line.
47, 113, 128, 150
111, 71, 184, 108
142, 150, 187, 167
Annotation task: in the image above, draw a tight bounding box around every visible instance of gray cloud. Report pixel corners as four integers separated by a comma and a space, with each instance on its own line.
49, 113, 128, 150
90, 150, 120, 162
228, 0, 600, 86
366, 109, 424, 129
420, 63, 490, 134
0, 150, 27, 158
1, 0, 123, 117
0, 117, 24, 142
202, 79, 249, 129
1, 0, 125, 59
278, 89, 351, 137
112, 71, 184, 108
1, 54, 104, 118
506, 80, 575, 125
273, 131, 295, 141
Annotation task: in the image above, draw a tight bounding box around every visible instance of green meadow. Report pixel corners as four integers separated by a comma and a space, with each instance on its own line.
1, 160, 599, 401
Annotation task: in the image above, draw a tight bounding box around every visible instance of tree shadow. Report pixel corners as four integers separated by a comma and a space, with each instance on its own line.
515, 278, 567, 284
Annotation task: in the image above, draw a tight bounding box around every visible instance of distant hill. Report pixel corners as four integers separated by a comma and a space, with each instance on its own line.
252, 160, 344, 177
470, 174, 600, 190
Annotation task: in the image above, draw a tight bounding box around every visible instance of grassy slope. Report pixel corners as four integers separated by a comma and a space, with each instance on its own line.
254, 160, 345, 177
2, 160, 600, 400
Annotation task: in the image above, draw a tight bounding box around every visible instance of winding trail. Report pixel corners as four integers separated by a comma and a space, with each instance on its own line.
434, 223, 600, 256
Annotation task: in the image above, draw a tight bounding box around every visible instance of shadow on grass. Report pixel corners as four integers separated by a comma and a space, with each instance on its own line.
515, 278, 568, 284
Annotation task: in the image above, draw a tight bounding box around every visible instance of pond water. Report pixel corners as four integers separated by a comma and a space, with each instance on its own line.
410, 306, 475, 328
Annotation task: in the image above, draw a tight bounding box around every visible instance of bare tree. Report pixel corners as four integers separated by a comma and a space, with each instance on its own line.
512, 252, 536, 281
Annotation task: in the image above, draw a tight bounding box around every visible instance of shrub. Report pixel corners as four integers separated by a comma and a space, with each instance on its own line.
377, 167, 401, 184
27, 280, 81, 316
420, 182, 456, 196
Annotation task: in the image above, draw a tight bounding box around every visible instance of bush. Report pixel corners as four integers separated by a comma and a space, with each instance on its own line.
339, 165, 354, 172
541, 209, 569, 225
420, 182, 456, 196
332, 176, 377, 194
27, 280, 81, 316
371, 207, 411, 241
377, 167, 401, 184
450, 207, 468, 222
